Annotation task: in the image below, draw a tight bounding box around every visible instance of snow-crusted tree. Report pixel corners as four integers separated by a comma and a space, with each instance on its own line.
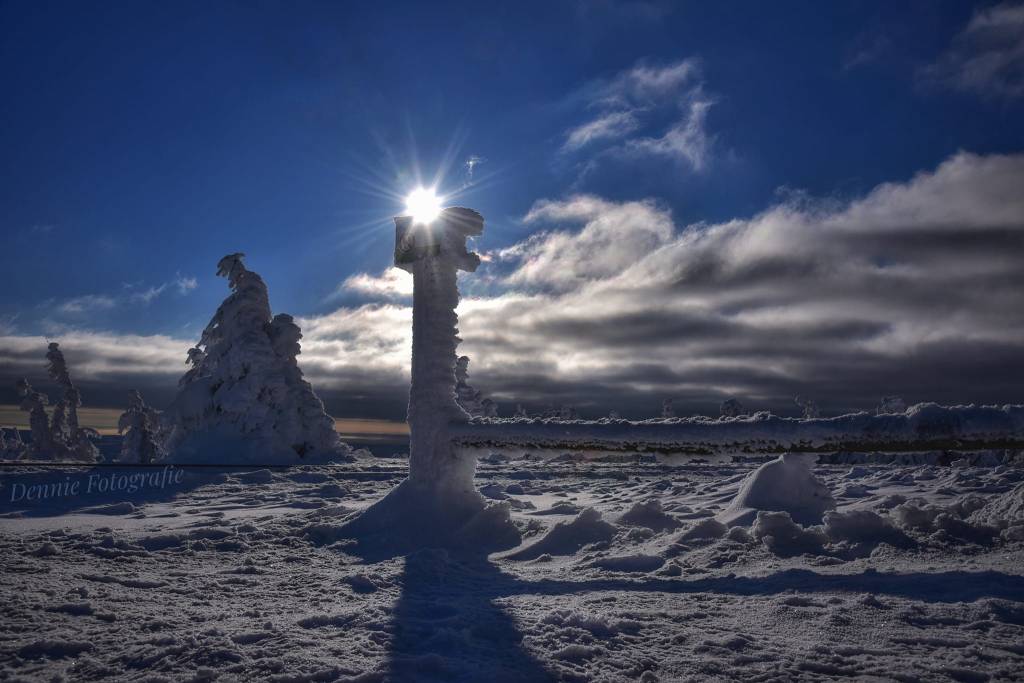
454, 355, 484, 416
164, 253, 348, 462
662, 399, 675, 418
45, 342, 99, 461
514, 403, 528, 418
16, 378, 53, 459
480, 398, 498, 418
720, 398, 745, 418
0, 428, 25, 460
877, 396, 907, 415
794, 395, 820, 419
118, 390, 164, 464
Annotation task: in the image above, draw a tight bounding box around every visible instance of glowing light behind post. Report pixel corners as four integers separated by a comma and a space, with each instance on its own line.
405, 187, 443, 225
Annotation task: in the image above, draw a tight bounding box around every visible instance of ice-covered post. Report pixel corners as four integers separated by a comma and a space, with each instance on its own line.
394, 207, 483, 493
341, 206, 519, 551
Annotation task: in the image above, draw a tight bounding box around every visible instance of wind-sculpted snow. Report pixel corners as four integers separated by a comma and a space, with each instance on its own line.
163, 254, 350, 464
452, 402, 1024, 455
2, 456, 1024, 681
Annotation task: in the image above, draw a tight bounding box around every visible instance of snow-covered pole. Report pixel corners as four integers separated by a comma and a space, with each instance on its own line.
394, 207, 483, 494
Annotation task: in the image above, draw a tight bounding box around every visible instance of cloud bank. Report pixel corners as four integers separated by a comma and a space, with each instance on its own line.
923, 2, 1024, 98
2, 152, 1022, 419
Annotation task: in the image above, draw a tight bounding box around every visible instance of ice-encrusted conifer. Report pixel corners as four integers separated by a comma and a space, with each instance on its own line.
662, 399, 675, 418
118, 390, 164, 464
45, 342, 99, 461
454, 355, 484, 416
795, 395, 820, 419
0, 428, 25, 460
877, 396, 908, 415
16, 378, 53, 459
164, 253, 347, 462
720, 398, 745, 418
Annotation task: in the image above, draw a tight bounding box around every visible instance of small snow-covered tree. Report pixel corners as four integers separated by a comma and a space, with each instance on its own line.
662, 399, 675, 418
16, 378, 53, 459
720, 398, 745, 418
794, 395, 820, 419
1, 428, 25, 460
480, 398, 498, 418
514, 403, 528, 418
118, 390, 164, 464
45, 343, 99, 461
454, 355, 483, 416
877, 396, 907, 415
165, 253, 347, 461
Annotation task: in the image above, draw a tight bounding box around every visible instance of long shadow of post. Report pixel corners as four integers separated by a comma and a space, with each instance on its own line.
346, 525, 1024, 683
384, 551, 556, 683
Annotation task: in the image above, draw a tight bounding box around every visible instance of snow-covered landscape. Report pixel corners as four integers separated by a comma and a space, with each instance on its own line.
3, 3, 1024, 681
2, 451, 1024, 682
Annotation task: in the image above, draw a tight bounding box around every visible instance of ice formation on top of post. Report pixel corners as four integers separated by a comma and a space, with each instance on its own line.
163, 253, 350, 463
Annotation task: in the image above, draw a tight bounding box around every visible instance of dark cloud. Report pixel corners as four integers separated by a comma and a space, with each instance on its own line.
2, 152, 1022, 422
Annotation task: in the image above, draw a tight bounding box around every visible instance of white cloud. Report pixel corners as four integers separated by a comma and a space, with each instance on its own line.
562, 58, 714, 170
923, 2, 1024, 98
58, 295, 118, 315
4, 152, 1022, 417
335, 267, 413, 300
175, 275, 198, 294
625, 98, 714, 170
563, 111, 639, 151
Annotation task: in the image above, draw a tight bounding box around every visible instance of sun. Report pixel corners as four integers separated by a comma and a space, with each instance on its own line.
405, 187, 443, 225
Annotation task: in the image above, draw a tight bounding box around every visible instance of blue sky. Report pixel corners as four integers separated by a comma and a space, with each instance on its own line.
2, 1, 1023, 418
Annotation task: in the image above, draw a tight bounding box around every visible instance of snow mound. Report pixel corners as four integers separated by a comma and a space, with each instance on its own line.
718, 454, 835, 526
617, 499, 680, 532
823, 509, 912, 547
752, 511, 828, 556
336, 479, 521, 556
507, 508, 615, 561
677, 517, 728, 542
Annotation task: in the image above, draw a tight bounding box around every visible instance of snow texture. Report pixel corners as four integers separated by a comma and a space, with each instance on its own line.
163, 254, 349, 464
3, 455, 1024, 682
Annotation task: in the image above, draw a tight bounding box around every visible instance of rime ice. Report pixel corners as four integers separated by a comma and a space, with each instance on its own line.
341, 208, 519, 551
163, 253, 350, 463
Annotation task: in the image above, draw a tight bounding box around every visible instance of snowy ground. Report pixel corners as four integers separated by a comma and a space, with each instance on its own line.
1, 454, 1023, 682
